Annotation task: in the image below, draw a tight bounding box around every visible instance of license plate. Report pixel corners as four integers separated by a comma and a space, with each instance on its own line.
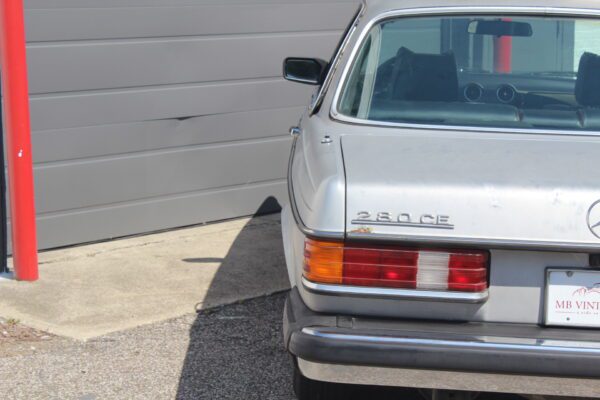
545, 269, 600, 328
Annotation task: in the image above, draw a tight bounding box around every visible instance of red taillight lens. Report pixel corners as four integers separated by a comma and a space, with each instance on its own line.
343, 246, 418, 288
304, 239, 489, 293
448, 253, 489, 292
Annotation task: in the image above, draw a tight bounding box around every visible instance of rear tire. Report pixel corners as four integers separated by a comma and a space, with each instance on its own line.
293, 362, 347, 400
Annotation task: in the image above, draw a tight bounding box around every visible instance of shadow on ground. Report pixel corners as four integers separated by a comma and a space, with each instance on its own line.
176, 197, 295, 399
175, 197, 527, 400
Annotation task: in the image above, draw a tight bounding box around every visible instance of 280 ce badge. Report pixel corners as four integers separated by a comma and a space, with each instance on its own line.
352, 211, 454, 230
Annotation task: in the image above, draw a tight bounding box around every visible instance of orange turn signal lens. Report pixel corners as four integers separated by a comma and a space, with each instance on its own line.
303, 238, 344, 284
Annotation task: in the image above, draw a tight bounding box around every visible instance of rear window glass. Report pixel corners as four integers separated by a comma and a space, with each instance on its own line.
337, 15, 600, 131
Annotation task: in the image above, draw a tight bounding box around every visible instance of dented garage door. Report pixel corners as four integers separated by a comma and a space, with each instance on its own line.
22, 0, 358, 249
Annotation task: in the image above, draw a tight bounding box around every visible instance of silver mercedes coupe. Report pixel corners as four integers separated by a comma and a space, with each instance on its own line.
281, 1, 600, 399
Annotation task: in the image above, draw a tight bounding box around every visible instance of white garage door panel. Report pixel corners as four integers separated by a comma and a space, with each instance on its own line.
28, 32, 343, 94
32, 107, 304, 164
35, 181, 289, 250
25, 3, 356, 42
23, 0, 359, 249
30, 79, 313, 131
35, 137, 292, 214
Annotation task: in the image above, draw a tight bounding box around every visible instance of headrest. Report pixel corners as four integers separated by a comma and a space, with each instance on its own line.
390, 47, 458, 102
576, 52, 600, 107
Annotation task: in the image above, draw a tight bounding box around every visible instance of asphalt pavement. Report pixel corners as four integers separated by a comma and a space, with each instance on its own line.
1, 293, 292, 400
0, 293, 554, 399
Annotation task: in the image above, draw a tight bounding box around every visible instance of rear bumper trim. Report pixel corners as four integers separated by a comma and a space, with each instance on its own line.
302, 327, 600, 355
297, 358, 600, 397
284, 288, 600, 380
302, 277, 489, 303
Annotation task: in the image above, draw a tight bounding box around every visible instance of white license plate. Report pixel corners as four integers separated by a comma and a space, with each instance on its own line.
545, 269, 600, 328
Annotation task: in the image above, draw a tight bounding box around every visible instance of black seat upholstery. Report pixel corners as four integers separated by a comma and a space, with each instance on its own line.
389, 47, 459, 102
521, 109, 582, 129
580, 109, 600, 130
368, 100, 519, 123
576, 52, 600, 108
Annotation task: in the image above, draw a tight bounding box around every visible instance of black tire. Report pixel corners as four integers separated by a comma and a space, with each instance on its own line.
293, 362, 348, 400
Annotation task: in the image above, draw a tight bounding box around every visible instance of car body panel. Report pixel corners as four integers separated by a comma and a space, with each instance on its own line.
289, 114, 346, 237
343, 132, 600, 250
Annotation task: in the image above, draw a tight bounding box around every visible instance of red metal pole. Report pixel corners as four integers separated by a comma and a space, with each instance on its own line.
0, 0, 39, 281
494, 35, 513, 73
494, 19, 513, 74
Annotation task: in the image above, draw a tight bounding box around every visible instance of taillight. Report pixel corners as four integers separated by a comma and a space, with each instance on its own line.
303, 239, 344, 284
304, 239, 489, 293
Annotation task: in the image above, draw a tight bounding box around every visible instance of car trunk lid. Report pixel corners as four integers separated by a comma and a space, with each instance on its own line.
342, 133, 600, 251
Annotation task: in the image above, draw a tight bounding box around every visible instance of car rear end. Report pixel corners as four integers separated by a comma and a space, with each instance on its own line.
282, 1, 600, 398
284, 133, 600, 398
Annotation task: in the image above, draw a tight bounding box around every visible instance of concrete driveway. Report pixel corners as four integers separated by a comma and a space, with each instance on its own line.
0, 212, 289, 340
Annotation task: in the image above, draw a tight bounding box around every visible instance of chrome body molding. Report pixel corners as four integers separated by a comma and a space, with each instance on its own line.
329, 5, 600, 138
302, 277, 489, 303
301, 327, 600, 354
287, 136, 344, 240
308, 2, 365, 115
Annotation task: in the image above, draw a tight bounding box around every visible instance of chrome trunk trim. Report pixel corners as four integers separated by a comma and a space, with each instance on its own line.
347, 231, 600, 253
302, 277, 489, 303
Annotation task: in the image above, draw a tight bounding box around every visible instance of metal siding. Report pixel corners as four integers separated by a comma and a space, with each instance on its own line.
27, 33, 344, 94
25, 3, 356, 42
23, 0, 359, 249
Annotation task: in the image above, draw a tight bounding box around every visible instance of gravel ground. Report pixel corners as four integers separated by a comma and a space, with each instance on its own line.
0, 293, 294, 400
0, 293, 544, 400
0, 317, 56, 357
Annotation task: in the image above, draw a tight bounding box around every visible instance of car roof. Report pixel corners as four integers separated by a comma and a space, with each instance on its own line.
362, 0, 600, 16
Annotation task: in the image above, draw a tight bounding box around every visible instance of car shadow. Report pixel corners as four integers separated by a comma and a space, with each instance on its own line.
175, 196, 296, 399
174, 197, 528, 400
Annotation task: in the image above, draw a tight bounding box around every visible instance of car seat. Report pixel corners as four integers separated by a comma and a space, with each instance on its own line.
388, 47, 459, 102
576, 52, 600, 108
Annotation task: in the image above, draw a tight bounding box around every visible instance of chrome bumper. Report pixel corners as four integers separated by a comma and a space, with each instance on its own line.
284, 288, 600, 396
297, 358, 600, 398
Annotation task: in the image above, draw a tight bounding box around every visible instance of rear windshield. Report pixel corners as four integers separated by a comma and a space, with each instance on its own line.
337, 15, 600, 131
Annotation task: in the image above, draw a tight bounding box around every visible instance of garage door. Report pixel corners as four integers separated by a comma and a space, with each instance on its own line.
22, 0, 359, 249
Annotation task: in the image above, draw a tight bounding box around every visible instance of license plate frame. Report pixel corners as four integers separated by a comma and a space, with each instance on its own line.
545, 268, 600, 328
